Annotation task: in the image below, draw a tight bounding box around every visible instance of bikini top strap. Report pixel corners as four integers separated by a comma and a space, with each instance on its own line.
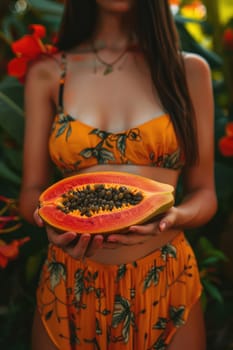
57, 52, 67, 113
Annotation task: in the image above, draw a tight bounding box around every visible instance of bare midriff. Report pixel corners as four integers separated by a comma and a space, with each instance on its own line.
70, 164, 182, 265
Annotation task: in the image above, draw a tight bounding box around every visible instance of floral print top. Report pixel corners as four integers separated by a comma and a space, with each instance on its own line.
49, 112, 185, 175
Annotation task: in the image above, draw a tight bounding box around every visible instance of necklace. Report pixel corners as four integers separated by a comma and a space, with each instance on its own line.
92, 43, 128, 75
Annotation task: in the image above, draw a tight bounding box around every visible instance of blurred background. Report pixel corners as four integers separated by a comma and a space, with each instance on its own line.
0, 0, 233, 349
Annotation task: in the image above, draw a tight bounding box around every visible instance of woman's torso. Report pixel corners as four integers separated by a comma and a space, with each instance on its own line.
48, 48, 184, 264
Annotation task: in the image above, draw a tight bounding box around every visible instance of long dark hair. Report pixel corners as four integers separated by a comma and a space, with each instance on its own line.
57, 0, 198, 166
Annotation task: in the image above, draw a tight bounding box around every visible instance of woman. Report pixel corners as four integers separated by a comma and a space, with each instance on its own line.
19, 0, 217, 349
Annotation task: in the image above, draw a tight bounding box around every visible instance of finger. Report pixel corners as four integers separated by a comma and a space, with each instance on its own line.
33, 209, 44, 227
85, 235, 104, 257
47, 228, 77, 247
63, 234, 91, 260
158, 209, 177, 232
128, 222, 159, 235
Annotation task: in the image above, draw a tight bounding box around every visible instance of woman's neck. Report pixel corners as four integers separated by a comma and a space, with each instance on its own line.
94, 10, 133, 50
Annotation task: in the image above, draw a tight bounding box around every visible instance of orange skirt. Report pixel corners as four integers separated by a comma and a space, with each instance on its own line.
36, 232, 202, 349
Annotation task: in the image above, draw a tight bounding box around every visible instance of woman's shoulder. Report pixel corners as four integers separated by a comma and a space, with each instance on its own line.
182, 52, 211, 82
25, 52, 63, 84
181, 52, 212, 100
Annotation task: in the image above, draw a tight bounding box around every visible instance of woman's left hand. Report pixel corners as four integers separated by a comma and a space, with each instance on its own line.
106, 207, 179, 246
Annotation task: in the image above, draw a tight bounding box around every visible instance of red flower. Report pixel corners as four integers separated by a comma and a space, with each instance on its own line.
7, 24, 58, 83
0, 237, 30, 269
223, 28, 233, 50
219, 122, 233, 157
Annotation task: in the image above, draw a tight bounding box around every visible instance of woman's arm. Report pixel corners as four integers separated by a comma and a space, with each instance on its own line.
160, 53, 217, 230
107, 54, 217, 241
19, 57, 58, 224
20, 55, 104, 256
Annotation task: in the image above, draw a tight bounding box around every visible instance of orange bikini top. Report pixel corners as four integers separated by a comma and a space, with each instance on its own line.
49, 54, 185, 175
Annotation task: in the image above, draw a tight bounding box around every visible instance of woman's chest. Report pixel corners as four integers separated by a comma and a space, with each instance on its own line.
55, 56, 163, 132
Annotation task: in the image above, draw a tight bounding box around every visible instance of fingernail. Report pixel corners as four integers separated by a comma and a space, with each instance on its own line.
160, 222, 166, 231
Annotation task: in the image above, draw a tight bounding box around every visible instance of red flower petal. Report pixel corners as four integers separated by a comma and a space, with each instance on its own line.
11, 35, 45, 58
226, 122, 233, 137
0, 237, 30, 267
8, 24, 58, 83
29, 24, 46, 39
7, 57, 28, 79
219, 136, 233, 157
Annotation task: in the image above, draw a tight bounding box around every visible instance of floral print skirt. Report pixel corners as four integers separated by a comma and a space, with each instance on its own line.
36, 232, 202, 350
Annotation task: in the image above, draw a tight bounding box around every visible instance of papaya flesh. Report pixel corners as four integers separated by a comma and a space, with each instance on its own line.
38, 171, 174, 234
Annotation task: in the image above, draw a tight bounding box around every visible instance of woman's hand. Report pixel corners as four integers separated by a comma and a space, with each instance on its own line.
106, 207, 179, 246
33, 206, 179, 258
33, 209, 104, 260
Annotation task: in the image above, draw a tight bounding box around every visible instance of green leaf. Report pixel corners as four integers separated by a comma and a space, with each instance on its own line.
25, 251, 45, 283
3, 147, 22, 173
200, 290, 208, 312
176, 21, 222, 69
202, 279, 223, 303
29, 0, 63, 15
1, 15, 26, 41
0, 160, 21, 185
0, 91, 24, 145
198, 236, 215, 252
200, 256, 223, 267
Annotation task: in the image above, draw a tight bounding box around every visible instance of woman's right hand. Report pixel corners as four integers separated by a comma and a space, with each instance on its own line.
33, 209, 104, 260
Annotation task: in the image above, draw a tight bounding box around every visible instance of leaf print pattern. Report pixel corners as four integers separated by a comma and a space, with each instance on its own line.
74, 268, 85, 303
150, 149, 183, 169
127, 128, 141, 141
143, 264, 165, 292
111, 295, 136, 343
57, 156, 81, 176
153, 317, 169, 330
169, 305, 185, 327
51, 112, 185, 172
54, 113, 75, 141
47, 261, 66, 291
115, 264, 127, 283
79, 127, 142, 165
151, 336, 167, 350
116, 134, 127, 156
160, 244, 177, 261
69, 319, 81, 346
37, 235, 201, 349
80, 147, 115, 164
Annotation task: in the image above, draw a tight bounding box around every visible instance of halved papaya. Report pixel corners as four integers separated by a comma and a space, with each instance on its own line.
38, 171, 174, 234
